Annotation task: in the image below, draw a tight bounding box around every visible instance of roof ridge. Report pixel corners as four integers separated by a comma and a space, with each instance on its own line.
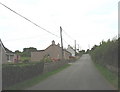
0, 39, 13, 53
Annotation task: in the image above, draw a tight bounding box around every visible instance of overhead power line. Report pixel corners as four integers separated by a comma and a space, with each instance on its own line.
63, 39, 69, 45
0, 2, 71, 48
62, 29, 75, 41
62, 28, 76, 47
0, 2, 60, 38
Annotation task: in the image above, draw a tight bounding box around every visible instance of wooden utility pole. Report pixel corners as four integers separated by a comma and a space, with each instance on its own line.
75, 40, 76, 56
77, 44, 79, 52
60, 26, 64, 60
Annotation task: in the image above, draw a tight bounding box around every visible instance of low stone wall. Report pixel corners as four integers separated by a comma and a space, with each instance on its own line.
43, 61, 68, 74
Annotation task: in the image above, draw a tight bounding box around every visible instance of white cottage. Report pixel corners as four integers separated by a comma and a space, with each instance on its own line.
66, 45, 75, 57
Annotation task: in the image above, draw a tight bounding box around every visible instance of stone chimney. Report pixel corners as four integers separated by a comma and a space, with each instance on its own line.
68, 45, 70, 48
52, 40, 55, 45
57, 43, 60, 47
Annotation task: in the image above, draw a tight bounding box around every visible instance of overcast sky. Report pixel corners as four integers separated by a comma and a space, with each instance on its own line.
0, 0, 118, 52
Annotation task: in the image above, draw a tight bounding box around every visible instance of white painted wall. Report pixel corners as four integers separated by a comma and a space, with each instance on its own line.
66, 45, 75, 57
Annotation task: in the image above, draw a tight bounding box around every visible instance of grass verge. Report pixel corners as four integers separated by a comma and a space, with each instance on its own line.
93, 62, 118, 89
6, 63, 71, 90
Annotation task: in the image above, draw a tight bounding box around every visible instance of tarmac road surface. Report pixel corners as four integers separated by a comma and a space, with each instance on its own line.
26, 54, 116, 90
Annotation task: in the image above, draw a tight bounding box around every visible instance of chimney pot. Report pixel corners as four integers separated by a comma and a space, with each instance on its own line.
52, 40, 55, 45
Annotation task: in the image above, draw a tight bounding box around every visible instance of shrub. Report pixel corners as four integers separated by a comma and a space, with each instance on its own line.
41, 55, 52, 63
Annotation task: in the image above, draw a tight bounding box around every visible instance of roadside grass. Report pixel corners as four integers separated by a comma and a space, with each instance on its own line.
94, 62, 118, 89
117, 77, 120, 90
6, 64, 71, 90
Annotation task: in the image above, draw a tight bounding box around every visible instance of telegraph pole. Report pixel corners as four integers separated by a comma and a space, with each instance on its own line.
75, 40, 76, 56
60, 26, 64, 60
77, 44, 79, 52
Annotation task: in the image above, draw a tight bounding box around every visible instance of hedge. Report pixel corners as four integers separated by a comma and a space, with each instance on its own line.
2, 62, 44, 89
89, 38, 118, 74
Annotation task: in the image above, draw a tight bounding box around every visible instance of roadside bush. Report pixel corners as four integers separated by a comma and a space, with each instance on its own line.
41, 55, 52, 63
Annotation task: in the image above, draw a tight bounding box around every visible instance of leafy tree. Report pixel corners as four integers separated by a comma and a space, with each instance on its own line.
77, 50, 85, 56
23, 47, 37, 52
14, 50, 21, 54
22, 47, 37, 57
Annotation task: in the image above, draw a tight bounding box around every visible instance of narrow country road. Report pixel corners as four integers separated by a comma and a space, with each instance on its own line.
26, 54, 116, 90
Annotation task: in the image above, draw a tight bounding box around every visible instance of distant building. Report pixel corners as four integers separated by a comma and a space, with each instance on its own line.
66, 45, 75, 57
31, 40, 71, 62
0, 39, 20, 63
